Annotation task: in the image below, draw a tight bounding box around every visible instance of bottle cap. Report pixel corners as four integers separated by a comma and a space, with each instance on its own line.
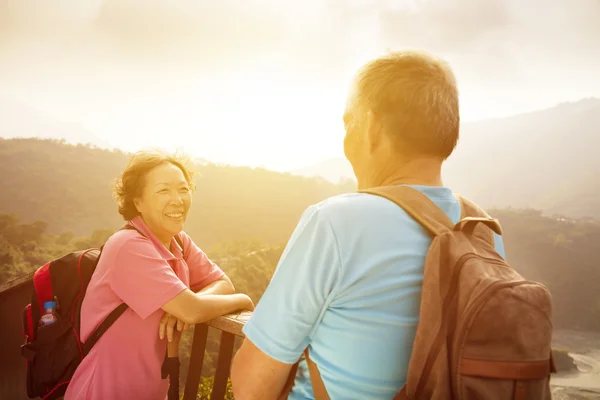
44, 301, 57, 309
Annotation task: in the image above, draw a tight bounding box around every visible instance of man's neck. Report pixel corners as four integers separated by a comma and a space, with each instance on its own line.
357, 157, 444, 190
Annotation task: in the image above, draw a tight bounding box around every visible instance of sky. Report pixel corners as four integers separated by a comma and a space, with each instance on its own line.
1, 0, 599, 171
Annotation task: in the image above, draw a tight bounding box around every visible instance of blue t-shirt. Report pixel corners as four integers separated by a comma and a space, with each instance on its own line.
242, 185, 506, 399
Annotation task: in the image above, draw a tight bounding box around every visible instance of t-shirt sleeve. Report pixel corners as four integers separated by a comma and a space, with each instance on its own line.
242, 205, 341, 364
108, 236, 188, 319
179, 232, 225, 292
493, 232, 507, 259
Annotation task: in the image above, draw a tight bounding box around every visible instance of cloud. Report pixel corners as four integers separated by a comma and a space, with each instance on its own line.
377, 0, 510, 54
0, 0, 598, 117
0, 0, 598, 168
92, 1, 289, 65
0, 0, 359, 88
378, 0, 600, 82
2, 0, 598, 79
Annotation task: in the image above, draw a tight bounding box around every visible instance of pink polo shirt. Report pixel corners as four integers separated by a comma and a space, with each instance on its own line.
64, 216, 225, 400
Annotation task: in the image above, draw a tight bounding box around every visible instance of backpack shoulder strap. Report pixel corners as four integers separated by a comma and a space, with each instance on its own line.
81, 225, 135, 354
83, 226, 185, 355
454, 194, 502, 246
456, 193, 489, 219
83, 303, 128, 355
359, 185, 454, 237
279, 350, 330, 400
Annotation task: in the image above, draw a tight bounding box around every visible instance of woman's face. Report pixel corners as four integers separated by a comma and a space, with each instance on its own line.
133, 162, 192, 244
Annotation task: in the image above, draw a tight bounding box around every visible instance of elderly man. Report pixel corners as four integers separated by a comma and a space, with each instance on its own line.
230, 50, 506, 399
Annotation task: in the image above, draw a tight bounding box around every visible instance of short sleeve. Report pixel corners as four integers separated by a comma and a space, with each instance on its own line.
179, 232, 225, 292
493, 232, 507, 259
242, 205, 341, 364
109, 236, 188, 319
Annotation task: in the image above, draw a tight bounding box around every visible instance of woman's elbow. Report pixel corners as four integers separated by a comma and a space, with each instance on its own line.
222, 274, 236, 294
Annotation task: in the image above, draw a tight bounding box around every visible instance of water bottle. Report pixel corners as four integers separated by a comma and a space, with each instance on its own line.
39, 301, 58, 327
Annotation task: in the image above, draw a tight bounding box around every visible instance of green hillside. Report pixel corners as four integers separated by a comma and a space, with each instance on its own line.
0, 138, 356, 249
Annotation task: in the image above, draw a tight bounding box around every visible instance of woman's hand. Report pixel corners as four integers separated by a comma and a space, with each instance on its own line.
162, 290, 257, 326
159, 312, 189, 343
159, 294, 253, 341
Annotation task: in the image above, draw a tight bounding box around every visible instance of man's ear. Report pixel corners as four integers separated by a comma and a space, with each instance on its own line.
365, 109, 383, 153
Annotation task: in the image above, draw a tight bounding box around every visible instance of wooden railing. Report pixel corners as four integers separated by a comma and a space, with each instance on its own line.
184, 311, 251, 400
0, 272, 36, 400
0, 273, 251, 400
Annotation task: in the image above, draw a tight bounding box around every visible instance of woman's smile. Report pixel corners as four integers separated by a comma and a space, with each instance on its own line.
165, 212, 184, 221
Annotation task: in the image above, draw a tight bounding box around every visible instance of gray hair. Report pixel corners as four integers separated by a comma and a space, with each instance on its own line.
354, 50, 460, 159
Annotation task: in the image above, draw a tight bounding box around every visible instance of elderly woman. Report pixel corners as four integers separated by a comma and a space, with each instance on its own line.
64, 149, 254, 400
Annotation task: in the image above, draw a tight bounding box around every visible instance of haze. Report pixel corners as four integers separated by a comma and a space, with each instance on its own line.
1, 0, 599, 171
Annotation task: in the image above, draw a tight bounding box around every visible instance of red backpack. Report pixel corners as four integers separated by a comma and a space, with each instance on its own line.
20, 225, 183, 400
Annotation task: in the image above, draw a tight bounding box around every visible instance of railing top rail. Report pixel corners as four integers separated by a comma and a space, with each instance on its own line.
0, 272, 35, 295
0, 273, 252, 337
205, 311, 251, 337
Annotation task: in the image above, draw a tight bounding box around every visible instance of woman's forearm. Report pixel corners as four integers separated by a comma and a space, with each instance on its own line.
162, 289, 252, 326
187, 293, 250, 325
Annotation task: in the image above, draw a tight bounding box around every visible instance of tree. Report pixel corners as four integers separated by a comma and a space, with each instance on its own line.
18, 221, 48, 243
57, 231, 75, 246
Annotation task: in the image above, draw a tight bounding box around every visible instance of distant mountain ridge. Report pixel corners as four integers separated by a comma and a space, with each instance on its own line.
0, 138, 356, 248
291, 98, 600, 219
2, 95, 598, 220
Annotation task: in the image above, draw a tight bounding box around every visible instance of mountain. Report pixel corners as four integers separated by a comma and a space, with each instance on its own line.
1, 137, 600, 337
292, 157, 355, 184
291, 98, 600, 219
0, 138, 356, 249
0, 97, 112, 149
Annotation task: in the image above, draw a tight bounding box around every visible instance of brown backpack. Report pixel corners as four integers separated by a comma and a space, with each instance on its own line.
280, 185, 557, 400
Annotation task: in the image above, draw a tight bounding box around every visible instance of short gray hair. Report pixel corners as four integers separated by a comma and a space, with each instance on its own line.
354, 50, 460, 159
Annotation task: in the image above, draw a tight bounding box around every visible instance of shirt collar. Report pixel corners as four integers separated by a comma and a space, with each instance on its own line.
128, 216, 184, 261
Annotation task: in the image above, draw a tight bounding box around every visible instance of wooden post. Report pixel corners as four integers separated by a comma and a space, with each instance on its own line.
210, 331, 235, 400
0, 273, 35, 400
183, 324, 209, 400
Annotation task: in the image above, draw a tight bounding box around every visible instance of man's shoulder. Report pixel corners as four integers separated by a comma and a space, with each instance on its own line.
301, 191, 421, 242
311, 191, 398, 216
310, 187, 455, 222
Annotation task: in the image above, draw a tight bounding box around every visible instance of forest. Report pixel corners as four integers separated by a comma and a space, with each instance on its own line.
1, 138, 598, 398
